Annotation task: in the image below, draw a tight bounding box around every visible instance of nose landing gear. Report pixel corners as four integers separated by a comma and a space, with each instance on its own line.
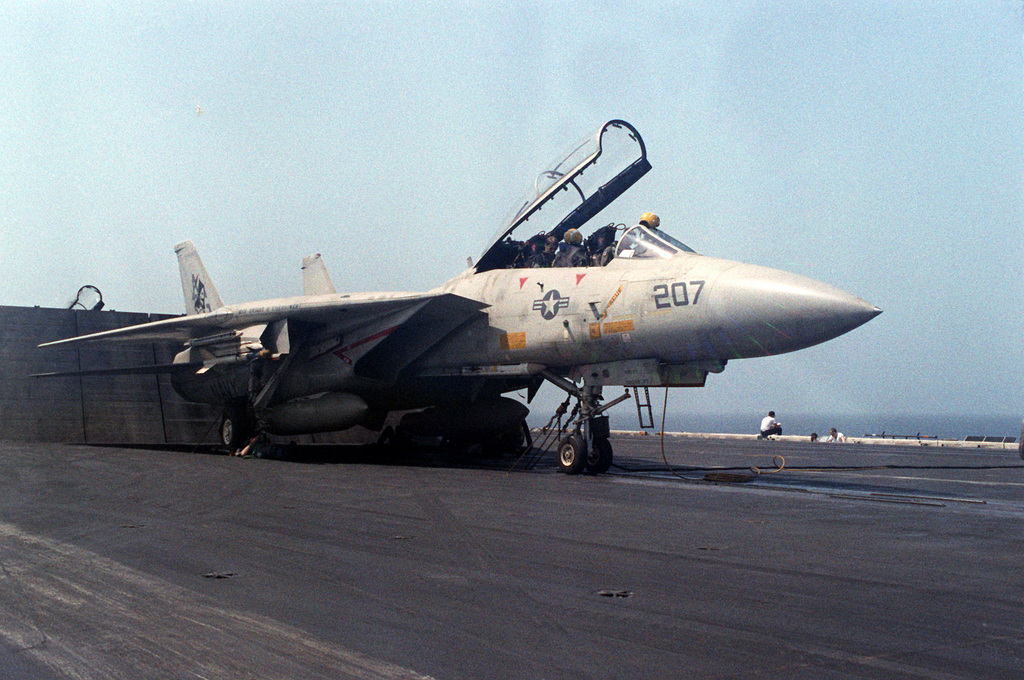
543, 371, 630, 475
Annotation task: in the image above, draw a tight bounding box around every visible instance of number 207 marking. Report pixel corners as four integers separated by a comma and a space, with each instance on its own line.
653, 281, 705, 309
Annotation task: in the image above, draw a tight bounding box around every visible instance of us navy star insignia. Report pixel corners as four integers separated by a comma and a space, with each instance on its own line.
532, 289, 569, 320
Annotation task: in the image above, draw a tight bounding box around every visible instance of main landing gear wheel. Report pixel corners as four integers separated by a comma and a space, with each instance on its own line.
558, 435, 587, 475
220, 407, 253, 449
587, 438, 613, 474
493, 420, 533, 456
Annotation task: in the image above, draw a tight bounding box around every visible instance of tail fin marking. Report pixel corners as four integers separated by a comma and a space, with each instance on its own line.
174, 241, 224, 315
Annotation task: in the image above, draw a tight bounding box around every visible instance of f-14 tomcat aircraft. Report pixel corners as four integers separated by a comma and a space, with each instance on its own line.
40, 120, 880, 473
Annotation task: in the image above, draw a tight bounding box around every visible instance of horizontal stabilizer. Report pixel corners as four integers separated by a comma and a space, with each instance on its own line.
32, 362, 201, 379
38, 311, 230, 347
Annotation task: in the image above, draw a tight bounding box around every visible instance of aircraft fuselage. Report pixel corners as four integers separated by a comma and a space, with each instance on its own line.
170, 252, 879, 418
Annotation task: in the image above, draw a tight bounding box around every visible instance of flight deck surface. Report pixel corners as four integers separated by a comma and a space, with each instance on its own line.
0, 435, 1020, 679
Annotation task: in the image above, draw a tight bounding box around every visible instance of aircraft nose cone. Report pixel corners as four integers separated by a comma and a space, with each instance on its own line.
707, 264, 881, 358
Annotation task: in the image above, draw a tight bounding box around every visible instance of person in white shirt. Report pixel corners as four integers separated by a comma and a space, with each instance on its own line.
759, 411, 782, 439
822, 427, 846, 443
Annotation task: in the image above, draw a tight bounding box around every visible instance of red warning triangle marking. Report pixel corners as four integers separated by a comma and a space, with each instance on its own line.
519, 277, 529, 289
576, 273, 586, 285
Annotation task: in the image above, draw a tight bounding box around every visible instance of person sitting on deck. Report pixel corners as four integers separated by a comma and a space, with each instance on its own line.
758, 411, 782, 439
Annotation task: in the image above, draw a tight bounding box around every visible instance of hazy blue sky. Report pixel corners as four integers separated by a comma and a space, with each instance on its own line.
1, 1, 1020, 422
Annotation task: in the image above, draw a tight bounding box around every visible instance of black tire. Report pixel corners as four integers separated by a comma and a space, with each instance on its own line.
587, 437, 613, 474
220, 407, 252, 449
492, 420, 533, 456
558, 435, 587, 475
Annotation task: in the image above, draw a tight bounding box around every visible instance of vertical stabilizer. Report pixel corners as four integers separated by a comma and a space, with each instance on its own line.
174, 241, 224, 315
302, 253, 337, 295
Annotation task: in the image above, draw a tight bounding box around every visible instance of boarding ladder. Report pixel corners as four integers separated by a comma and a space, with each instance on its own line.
633, 387, 654, 430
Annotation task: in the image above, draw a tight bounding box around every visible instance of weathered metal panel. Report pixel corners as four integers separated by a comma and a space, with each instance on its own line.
0, 306, 84, 442
0, 305, 218, 444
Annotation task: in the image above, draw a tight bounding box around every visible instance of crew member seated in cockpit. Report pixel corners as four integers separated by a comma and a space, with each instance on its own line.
586, 224, 617, 267
553, 228, 588, 267
515, 236, 543, 268
526, 234, 557, 268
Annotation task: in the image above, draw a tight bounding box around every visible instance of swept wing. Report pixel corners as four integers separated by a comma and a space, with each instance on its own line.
38, 292, 487, 383
38, 293, 452, 348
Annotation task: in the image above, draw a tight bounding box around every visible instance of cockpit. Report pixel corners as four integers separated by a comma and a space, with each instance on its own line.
473, 120, 699, 273
615, 224, 696, 260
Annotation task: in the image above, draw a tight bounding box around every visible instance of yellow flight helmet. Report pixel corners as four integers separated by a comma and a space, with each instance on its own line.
639, 212, 660, 228
564, 228, 583, 245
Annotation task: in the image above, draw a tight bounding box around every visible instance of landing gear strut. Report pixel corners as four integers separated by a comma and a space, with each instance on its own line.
217, 352, 275, 452
543, 371, 631, 475
222, 343, 301, 452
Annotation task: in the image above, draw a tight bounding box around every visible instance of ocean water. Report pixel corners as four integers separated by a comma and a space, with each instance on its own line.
654, 412, 1022, 442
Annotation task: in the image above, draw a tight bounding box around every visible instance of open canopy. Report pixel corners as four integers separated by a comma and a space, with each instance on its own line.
474, 120, 650, 273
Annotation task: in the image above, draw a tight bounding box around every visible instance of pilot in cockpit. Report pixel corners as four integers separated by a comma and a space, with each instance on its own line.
524, 235, 557, 268
553, 229, 588, 267
586, 224, 617, 266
